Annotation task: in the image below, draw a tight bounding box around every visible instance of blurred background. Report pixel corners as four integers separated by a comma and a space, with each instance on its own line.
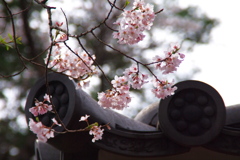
1, 0, 238, 159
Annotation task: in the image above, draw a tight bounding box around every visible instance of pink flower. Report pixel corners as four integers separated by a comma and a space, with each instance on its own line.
89, 125, 104, 142
29, 107, 39, 117
43, 94, 51, 103
98, 88, 131, 110
162, 52, 184, 74
29, 100, 52, 117
29, 118, 43, 134
56, 34, 68, 42
153, 43, 185, 74
133, 0, 145, 9
79, 115, 90, 122
98, 74, 132, 110
113, 0, 155, 45
98, 73, 131, 110
76, 80, 90, 89
151, 79, 177, 99
46, 45, 98, 86
38, 128, 54, 142
29, 118, 54, 142
170, 42, 180, 52
124, 65, 148, 89
52, 118, 61, 126
111, 76, 127, 88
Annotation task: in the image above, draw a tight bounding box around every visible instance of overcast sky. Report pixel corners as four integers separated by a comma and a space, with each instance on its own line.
178, 0, 240, 106
46, 0, 240, 107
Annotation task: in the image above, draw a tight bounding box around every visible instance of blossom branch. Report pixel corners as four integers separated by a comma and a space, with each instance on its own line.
51, 0, 117, 38
18, 0, 185, 143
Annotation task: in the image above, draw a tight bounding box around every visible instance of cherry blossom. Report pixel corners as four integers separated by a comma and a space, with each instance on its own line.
98, 75, 131, 110
79, 114, 90, 122
45, 44, 98, 87
29, 118, 54, 142
98, 88, 131, 110
43, 94, 51, 102
133, 0, 145, 9
151, 79, 177, 99
111, 75, 128, 88
79, 115, 105, 142
29, 94, 52, 117
124, 64, 148, 89
52, 118, 62, 126
113, 0, 156, 45
76, 80, 90, 89
153, 43, 185, 74
56, 33, 68, 42
89, 125, 104, 143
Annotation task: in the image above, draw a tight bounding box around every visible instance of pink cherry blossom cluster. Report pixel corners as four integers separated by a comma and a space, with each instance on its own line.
29, 118, 54, 142
28, 94, 56, 142
152, 43, 185, 74
79, 114, 104, 142
151, 79, 177, 99
98, 75, 131, 110
29, 94, 52, 116
89, 125, 104, 142
98, 65, 148, 109
113, 0, 155, 44
124, 64, 148, 89
45, 44, 97, 88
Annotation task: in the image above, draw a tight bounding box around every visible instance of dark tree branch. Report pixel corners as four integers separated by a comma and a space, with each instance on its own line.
1, 0, 26, 78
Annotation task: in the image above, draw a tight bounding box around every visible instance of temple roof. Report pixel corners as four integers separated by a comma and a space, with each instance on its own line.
25, 73, 240, 159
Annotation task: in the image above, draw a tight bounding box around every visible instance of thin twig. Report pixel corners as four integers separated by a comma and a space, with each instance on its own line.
1, 0, 27, 78
90, 30, 161, 83
107, 0, 124, 11
60, 8, 69, 39
155, 8, 164, 15
34, 0, 56, 9
63, 41, 94, 75
76, 37, 112, 86
0, 0, 33, 18
50, 0, 118, 37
